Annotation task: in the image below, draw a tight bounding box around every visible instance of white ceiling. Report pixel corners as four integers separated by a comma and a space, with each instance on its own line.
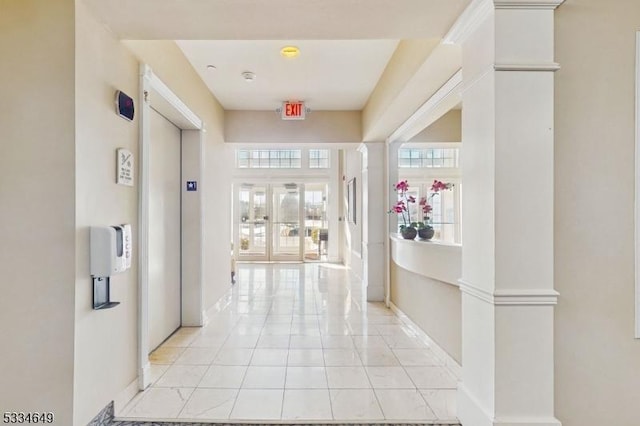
176, 40, 399, 110
84, 0, 471, 112
83, 0, 470, 40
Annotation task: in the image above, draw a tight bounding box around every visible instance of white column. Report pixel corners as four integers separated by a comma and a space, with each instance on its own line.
457, 1, 563, 425
359, 142, 386, 301
328, 149, 341, 262
384, 140, 402, 306
386, 141, 402, 233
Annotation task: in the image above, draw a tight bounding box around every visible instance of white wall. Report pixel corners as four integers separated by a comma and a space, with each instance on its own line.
391, 262, 461, 363
0, 1, 76, 424
389, 235, 462, 363
343, 148, 363, 276
555, 1, 640, 425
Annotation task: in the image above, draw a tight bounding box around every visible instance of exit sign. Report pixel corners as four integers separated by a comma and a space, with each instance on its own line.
281, 101, 306, 120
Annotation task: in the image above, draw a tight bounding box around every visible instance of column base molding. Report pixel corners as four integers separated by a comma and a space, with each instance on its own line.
458, 383, 494, 426
137, 362, 151, 390
458, 384, 562, 426
363, 242, 385, 302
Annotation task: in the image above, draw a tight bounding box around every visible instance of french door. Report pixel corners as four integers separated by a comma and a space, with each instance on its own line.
234, 182, 329, 261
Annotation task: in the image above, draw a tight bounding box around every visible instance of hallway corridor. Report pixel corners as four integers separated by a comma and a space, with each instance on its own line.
119, 264, 459, 423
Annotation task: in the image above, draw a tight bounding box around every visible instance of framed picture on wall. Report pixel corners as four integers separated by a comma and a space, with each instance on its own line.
347, 178, 356, 224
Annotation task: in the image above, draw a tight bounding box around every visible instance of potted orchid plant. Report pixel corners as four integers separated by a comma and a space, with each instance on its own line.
389, 179, 419, 239
417, 179, 454, 240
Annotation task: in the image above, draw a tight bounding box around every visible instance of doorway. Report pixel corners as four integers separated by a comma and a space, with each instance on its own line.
138, 64, 205, 390
234, 182, 329, 262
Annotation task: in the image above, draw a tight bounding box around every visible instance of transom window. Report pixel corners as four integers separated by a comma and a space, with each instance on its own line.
398, 148, 459, 168
237, 149, 302, 169
309, 149, 330, 169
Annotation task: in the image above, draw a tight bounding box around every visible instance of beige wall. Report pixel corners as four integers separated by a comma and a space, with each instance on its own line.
225, 110, 362, 144
363, 39, 439, 141
71, 9, 230, 425
0, 1, 76, 424
409, 109, 462, 143
73, 3, 140, 424
390, 262, 461, 363
555, 1, 640, 425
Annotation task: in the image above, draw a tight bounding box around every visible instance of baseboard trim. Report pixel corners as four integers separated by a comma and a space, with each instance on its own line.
457, 383, 493, 426
114, 378, 140, 417
494, 420, 562, 426
389, 301, 462, 379
137, 362, 151, 390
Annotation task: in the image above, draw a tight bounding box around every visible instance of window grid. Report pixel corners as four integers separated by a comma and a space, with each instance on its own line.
398, 148, 459, 168
237, 149, 302, 169
395, 182, 461, 244
309, 149, 330, 169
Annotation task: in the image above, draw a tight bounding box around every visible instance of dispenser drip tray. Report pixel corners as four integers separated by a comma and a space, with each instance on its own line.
92, 276, 120, 310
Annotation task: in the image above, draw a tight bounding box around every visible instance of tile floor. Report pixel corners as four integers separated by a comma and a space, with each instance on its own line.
119, 263, 459, 424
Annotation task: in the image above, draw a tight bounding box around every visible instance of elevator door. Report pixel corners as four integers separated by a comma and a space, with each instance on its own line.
148, 109, 181, 350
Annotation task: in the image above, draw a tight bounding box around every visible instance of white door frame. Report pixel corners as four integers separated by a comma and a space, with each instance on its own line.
635, 31, 640, 338
233, 182, 306, 262
138, 64, 205, 389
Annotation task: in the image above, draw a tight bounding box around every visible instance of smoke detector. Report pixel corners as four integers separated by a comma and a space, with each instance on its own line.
241, 71, 256, 82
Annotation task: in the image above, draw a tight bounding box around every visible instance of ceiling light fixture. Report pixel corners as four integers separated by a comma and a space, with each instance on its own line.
241, 71, 256, 82
280, 46, 300, 58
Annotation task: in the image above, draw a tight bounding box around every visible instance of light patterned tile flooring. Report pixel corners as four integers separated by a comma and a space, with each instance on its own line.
119, 263, 459, 423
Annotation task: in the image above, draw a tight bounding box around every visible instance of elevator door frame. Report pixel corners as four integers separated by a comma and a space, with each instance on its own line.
138, 64, 205, 391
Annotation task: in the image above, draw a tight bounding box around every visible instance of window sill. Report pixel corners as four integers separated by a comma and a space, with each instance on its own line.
389, 234, 461, 286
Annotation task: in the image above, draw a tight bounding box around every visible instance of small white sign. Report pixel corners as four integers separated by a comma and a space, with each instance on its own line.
116, 148, 134, 186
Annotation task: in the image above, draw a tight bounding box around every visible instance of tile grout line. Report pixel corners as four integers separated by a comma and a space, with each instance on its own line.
279, 309, 295, 420
322, 328, 336, 421
123, 264, 459, 424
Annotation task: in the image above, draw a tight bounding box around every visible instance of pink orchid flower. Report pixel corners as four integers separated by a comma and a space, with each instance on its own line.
394, 180, 409, 192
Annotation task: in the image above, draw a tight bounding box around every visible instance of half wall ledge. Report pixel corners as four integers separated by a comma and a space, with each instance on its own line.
389, 234, 461, 286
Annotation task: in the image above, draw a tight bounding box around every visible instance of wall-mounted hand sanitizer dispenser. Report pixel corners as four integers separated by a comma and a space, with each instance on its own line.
90, 224, 132, 310
121, 224, 132, 269
90, 225, 129, 277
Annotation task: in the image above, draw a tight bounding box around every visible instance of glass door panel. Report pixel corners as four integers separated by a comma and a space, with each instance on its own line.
271, 184, 302, 260
304, 183, 328, 261
235, 182, 327, 262
237, 184, 268, 260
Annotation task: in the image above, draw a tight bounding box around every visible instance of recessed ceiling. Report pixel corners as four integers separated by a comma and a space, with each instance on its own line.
83, 0, 471, 113
83, 0, 471, 40
176, 40, 399, 110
